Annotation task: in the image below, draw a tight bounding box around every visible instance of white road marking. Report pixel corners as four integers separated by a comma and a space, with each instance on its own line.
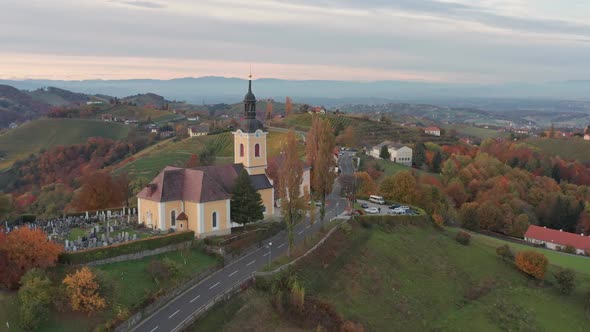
305, 225, 310, 230
169, 310, 179, 319
278, 243, 286, 248
246, 260, 255, 266
189, 295, 200, 303
262, 252, 269, 257
209, 282, 220, 290
150, 327, 159, 332
229, 270, 238, 277
298, 229, 304, 235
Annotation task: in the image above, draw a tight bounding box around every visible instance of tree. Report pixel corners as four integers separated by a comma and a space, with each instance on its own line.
355, 172, 376, 197
279, 131, 304, 256
175, 124, 188, 139
71, 171, 126, 211
0, 228, 62, 289
459, 202, 480, 230
413, 142, 426, 168
285, 97, 293, 117
18, 269, 52, 330
231, 169, 265, 230
312, 119, 336, 221
336, 126, 357, 148
432, 151, 442, 173
199, 145, 216, 166
0, 193, 12, 221
379, 171, 417, 205
496, 245, 514, 262
62, 267, 107, 314
554, 268, 575, 295
265, 100, 273, 122
515, 251, 548, 280
549, 123, 555, 138
186, 154, 200, 168
379, 145, 390, 160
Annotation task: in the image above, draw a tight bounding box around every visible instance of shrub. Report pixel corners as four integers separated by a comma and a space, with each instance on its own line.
562, 245, 576, 254
62, 267, 106, 314
58, 231, 194, 264
432, 213, 444, 228
340, 222, 352, 235
496, 245, 514, 261
18, 269, 53, 330
515, 251, 548, 280
586, 290, 590, 314
554, 268, 576, 295
455, 231, 471, 245
290, 280, 305, 314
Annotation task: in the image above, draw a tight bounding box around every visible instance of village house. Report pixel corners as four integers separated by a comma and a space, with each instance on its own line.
369, 141, 413, 167
584, 126, 590, 141
188, 124, 210, 137
137, 77, 275, 238
424, 126, 441, 136
523, 225, 590, 255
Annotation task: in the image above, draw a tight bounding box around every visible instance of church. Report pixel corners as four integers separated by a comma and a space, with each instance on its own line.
136, 77, 275, 238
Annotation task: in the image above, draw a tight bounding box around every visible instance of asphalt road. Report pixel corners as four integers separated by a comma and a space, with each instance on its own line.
132, 154, 353, 332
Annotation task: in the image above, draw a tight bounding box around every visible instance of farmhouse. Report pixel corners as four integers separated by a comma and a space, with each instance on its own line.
369, 141, 413, 167
584, 126, 590, 141
424, 126, 441, 136
188, 124, 210, 137
137, 77, 275, 238
524, 225, 590, 255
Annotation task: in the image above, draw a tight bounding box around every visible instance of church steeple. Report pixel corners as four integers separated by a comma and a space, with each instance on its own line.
243, 74, 256, 119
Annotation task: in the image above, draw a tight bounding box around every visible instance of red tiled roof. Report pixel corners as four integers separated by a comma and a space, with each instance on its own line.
524, 225, 590, 250
424, 126, 440, 131
176, 212, 188, 220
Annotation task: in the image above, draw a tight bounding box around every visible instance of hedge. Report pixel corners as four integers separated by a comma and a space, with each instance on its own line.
58, 231, 195, 265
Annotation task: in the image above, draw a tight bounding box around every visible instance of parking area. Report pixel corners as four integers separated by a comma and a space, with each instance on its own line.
356, 199, 421, 216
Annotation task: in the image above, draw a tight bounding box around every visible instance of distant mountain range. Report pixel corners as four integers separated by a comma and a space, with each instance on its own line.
1, 77, 590, 106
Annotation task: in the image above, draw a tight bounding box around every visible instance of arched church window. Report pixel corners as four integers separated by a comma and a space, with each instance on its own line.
240, 144, 244, 157
212, 212, 217, 229
171, 210, 176, 227
255, 144, 260, 157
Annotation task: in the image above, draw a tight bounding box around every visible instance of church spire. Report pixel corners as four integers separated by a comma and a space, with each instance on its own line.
243, 73, 256, 119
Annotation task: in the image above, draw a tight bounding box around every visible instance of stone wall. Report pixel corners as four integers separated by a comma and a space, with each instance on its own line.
85, 241, 192, 266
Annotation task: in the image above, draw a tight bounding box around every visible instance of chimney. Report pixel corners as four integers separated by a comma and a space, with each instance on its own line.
559, 229, 563, 232
146, 183, 157, 194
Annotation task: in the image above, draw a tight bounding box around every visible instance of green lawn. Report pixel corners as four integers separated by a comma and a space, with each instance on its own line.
442, 124, 508, 139
0, 118, 130, 170
526, 138, 590, 163
190, 219, 590, 331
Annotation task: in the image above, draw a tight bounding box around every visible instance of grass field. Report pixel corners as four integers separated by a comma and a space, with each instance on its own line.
194, 220, 590, 332
0, 118, 130, 170
113, 130, 291, 182
0, 247, 217, 331
526, 138, 590, 162
442, 124, 509, 139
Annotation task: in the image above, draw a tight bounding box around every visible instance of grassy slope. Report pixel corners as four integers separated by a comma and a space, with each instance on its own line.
0, 248, 216, 332
113, 130, 291, 182
0, 118, 130, 170
442, 124, 509, 139
195, 221, 590, 332
526, 138, 590, 163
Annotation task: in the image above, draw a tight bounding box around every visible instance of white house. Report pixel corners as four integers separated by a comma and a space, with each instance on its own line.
424, 126, 441, 136
584, 126, 590, 141
524, 225, 590, 255
189, 124, 210, 137
369, 141, 413, 167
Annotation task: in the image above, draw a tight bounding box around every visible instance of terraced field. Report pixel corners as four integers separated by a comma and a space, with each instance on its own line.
526, 138, 590, 162
0, 118, 130, 170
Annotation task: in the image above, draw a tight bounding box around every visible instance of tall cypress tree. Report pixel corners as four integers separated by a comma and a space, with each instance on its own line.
231, 169, 264, 230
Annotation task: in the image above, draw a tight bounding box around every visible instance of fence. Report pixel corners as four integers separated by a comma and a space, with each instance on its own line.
171, 273, 255, 332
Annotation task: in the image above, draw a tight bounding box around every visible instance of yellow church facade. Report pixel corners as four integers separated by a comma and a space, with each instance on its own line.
136, 78, 275, 238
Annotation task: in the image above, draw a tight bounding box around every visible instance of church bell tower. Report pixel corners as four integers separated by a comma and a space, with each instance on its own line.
233, 75, 268, 175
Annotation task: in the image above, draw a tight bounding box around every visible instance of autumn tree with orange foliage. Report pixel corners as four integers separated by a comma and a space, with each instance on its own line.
279, 130, 304, 256
0, 228, 62, 289
70, 171, 127, 211
63, 267, 106, 314
354, 172, 376, 197
186, 154, 200, 168
515, 251, 548, 280
285, 97, 293, 117
336, 126, 357, 147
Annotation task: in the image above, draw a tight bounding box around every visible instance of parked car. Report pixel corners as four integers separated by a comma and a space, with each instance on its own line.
388, 204, 400, 209
360, 202, 369, 208
364, 207, 379, 214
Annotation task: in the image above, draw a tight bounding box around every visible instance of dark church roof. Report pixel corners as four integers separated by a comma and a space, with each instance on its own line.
240, 77, 265, 133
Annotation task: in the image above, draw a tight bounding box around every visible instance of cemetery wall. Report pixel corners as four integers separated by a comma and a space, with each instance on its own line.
85, 240, 192, 266
58, 230, 195, 265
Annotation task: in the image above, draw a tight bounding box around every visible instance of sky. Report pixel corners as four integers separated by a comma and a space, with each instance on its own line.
1, 0, 589, 83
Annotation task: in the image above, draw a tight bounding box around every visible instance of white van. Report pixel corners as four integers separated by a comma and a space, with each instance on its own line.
369, 195, 386, 205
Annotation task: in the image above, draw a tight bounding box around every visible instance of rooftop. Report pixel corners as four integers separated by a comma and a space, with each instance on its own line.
524, 225, 590, 250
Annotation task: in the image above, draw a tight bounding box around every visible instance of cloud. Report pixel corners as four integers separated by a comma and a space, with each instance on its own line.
110, 0, 166, 9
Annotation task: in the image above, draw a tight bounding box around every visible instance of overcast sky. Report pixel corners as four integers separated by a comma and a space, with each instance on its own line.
1, 0, 589, 82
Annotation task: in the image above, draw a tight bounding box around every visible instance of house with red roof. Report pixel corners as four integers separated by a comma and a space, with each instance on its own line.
424, 126, 441, 136
524, 225, 590, 255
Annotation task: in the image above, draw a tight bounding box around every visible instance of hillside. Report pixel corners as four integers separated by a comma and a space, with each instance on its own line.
0, 84, 50, 127
273, 113, 456, 146
194, 219, 590, 331
121, 93, 169, 108
0, 118, 130, 170
526, 138, 590, 163
27, 86, 90, 106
